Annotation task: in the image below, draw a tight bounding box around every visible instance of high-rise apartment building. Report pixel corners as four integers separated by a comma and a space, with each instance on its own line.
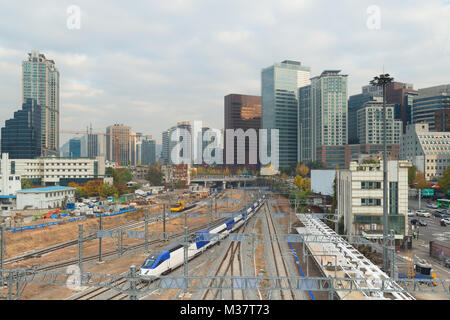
22, 51, 59, 156
299, 70, 348, 162
348, 87, 383, 144
413, 85, 450, 130
356, 102, 402, 145
106, 124, 136, 166
224, 94, 261, 172
1, 98, 42, 159
262, 60, 311, 168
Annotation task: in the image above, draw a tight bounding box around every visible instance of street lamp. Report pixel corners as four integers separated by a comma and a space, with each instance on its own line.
369, 73, 394, 273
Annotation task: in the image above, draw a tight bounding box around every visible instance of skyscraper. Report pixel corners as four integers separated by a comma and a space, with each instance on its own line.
69, 138, 81, 158
348, 86, 383, 144
106, 124, 136, 165
1, 98, 42, 159
385, 82, 418, 133
261, 60, 311, 168
356, 102, 402, 145
22, 51, 59, 156
141, 137, 156, 165
299, 70, 348, 162
224, 94, 261, 172
413, 85, 450, 130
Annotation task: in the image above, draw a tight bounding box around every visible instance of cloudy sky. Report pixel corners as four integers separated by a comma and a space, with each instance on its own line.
0, 0, 449, 145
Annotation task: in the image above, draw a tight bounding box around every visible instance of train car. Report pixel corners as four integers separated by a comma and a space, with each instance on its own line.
140, 196, 265, 279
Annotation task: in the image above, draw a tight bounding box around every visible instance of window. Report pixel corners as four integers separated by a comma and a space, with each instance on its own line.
361, 198, 381, 206
361, 181, 381, 189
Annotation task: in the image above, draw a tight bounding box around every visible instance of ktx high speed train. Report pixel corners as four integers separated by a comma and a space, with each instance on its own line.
140, 195, 265, 279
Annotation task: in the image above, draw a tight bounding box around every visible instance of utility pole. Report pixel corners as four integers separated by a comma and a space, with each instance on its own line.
370, 73, 394, 273
183, 207, 188, 297
78, 224, 83, 280
1, 226, 4, 287
98, 214, 103, 263
418, 189, 422, 210
145, 209, 149, 253
129, 265, 138, 300
162, 204, 166, 242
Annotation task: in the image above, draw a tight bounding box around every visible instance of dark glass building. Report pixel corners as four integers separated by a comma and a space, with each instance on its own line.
224, 94, 261, 173
69, 138, 81, 158
1, 98, 42, 159
141, 139, 156, 165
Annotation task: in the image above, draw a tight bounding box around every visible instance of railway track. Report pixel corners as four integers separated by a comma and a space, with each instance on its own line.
264, 199, 296, 300
4, 199, 209, 268
201, 203, 258, 300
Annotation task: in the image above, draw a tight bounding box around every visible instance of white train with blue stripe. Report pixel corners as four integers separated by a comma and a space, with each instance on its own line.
140, 195, 266, 279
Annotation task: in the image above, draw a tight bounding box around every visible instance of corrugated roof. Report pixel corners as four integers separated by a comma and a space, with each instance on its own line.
17, 186, 75, 193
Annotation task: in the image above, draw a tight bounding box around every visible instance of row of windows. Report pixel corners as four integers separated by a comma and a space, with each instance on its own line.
361, 198, 381, 206
361, 181, 381, 189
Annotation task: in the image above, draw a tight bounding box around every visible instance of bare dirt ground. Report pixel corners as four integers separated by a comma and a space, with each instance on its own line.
2, 190, 248, 300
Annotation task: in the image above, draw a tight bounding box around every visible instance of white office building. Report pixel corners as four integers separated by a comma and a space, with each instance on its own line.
401, 123, 450, 181
0, 153, 106, 186
336, 160, 410, 239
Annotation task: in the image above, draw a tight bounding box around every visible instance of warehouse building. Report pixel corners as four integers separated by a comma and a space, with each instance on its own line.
16, 186, 75, 210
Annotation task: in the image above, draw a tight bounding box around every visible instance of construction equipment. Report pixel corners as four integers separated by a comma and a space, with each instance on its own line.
399, 254, 437, 286
170, 201, 196, 212
43, 208, 61, 219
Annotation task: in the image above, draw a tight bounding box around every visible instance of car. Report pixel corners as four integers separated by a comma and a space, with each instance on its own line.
408, 209, 415, 217
440, 218, 450, 225
418, 219, 427, 226
434, 211, 444, 218
416, 210, 431, 218
410, 218, 418, 225
445, 259, 450, 268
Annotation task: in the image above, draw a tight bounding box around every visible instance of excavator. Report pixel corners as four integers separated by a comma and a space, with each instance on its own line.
170, 201, 196, 213
42, 208, 61, 219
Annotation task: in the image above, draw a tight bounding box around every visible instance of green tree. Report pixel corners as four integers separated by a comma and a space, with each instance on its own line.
21, 178, 33, 189
100, 183, 117, 198
146, 164, 163, 186
414, 171, 430, 189
408, 165, 417, 185
438, 166, 450, 196
118, 168, 133, 183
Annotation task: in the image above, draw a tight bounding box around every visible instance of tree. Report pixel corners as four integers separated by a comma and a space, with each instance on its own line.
408, 165, 417, 185
21, 178, 33, 190
297, 164, 310, 177
414, 171, 431, 189
117, 168, 133, 183
438, 166, 450, 196
100, 183, 117, 198
84, 180, 103, 197
146, 164, 163, 186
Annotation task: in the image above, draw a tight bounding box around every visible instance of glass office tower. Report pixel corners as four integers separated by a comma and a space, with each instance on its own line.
22, 51, 60, 156
1, 98, 42, 159
261, 60, 310, 169
299, 70, 348, 162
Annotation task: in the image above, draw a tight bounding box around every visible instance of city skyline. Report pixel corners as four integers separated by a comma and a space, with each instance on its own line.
0, 1, 449, 145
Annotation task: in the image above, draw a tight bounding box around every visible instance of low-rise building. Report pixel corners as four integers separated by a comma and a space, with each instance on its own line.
401, 123, 450, 181
16, 186, 75, 210
162, 164, 190, 185
336, 160, 410, 239
0, 153, 22, 196
0, 154, 106, 186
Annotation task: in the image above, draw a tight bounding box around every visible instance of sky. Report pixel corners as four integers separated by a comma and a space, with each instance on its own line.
0, 0, 449, 145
